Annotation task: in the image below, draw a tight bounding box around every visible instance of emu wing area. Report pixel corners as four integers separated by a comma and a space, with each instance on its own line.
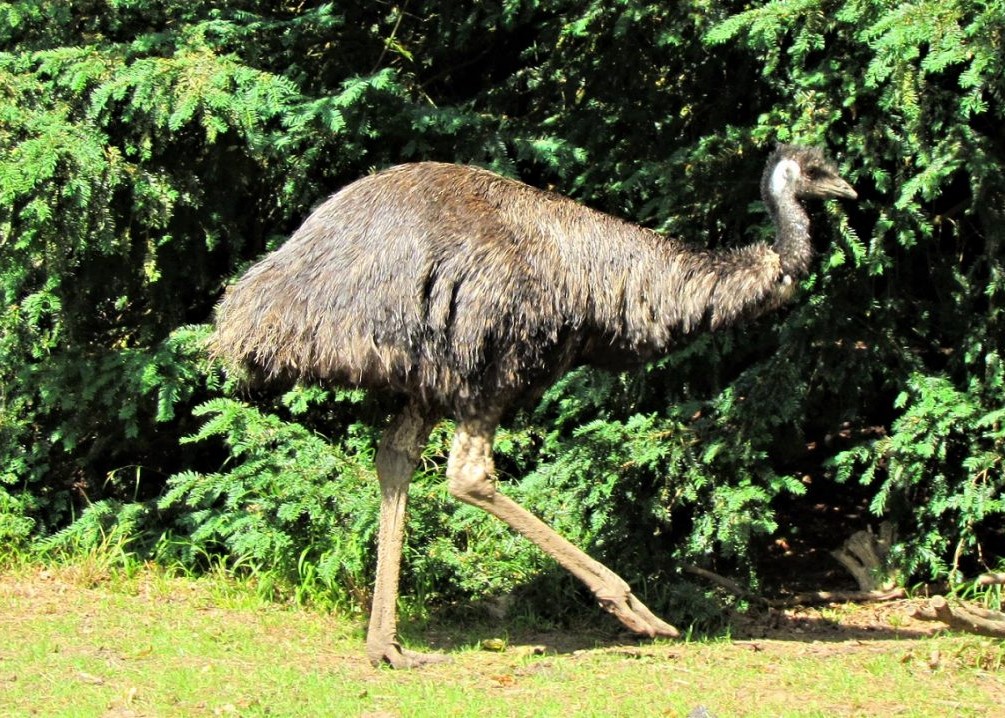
211, 162, 595, 409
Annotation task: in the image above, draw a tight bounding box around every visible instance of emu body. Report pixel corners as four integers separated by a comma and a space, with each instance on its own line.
212, 146, 856, 667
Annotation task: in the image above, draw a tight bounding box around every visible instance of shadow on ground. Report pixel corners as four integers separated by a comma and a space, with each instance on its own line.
403, 597, 939, 658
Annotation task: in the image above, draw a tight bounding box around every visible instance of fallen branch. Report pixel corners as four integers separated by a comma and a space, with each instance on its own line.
681, 564, 767, 605
680, 564, 906, 608
911, 596, 1005, 638
767, 587, 906, 608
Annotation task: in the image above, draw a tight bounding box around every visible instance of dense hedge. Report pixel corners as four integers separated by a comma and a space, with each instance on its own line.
1, 1, 1003, 620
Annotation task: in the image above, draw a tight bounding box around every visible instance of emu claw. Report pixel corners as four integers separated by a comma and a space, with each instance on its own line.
598, 592, 680, 639
369, 641, 450, 669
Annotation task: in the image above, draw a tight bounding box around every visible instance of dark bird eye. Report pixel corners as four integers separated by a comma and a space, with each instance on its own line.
804, 166, 823, 180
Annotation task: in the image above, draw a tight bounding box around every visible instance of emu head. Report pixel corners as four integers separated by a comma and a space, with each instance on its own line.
766, 145, 857, 201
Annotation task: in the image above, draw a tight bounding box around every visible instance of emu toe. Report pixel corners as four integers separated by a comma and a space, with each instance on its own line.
369, 641, 450, 670
598, 591, 680, 639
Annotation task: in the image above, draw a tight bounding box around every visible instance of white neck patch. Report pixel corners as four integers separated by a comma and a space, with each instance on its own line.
770, 158, 801, 196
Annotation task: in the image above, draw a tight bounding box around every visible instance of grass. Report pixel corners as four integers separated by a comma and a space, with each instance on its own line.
2, 556, 1004, 717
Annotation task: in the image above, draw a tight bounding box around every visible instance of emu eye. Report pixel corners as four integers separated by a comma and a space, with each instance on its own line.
804, 166, 823, 180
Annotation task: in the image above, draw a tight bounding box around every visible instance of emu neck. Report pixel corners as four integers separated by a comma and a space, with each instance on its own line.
571, 224, 792, 363
499, 173, 804, 364
766, 188, 812, 278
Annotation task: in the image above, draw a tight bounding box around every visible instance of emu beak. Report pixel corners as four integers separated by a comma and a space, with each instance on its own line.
822, 176, 858, 200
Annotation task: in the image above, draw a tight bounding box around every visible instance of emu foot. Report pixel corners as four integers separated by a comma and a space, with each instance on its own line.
597, 590, 680, 639
368, 641, 449, 669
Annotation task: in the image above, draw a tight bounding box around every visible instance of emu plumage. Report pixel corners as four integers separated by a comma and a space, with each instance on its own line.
212, 145, 856, 667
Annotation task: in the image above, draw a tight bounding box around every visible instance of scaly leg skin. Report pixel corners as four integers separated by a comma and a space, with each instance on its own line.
446, 417, 680, 640
366, 404, 448, 669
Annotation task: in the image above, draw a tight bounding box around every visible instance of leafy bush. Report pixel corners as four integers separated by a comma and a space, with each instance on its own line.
706, 0, 1005, 582
1, 0, 1003, 621
834, 368, 1005, 581
158, 395, 379, 604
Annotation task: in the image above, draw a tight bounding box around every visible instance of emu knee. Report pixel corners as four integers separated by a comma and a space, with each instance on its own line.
447, 461, 496, 503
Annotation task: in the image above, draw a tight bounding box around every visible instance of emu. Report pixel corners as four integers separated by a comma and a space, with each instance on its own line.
211, 145, 856, 667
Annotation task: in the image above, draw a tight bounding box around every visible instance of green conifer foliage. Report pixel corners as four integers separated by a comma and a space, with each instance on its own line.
2, 1, 1003, 614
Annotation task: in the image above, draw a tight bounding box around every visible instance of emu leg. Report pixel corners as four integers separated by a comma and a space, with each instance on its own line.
367, 403, 444, 668
446, 418, 679, 639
